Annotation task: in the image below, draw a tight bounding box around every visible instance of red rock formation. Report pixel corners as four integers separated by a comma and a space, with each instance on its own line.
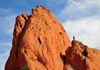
64, 40, 100, 70
5, 5, 71, 70
5, 5, 100, 70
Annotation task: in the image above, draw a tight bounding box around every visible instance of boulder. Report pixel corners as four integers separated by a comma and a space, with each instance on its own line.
64, 40, 100, 70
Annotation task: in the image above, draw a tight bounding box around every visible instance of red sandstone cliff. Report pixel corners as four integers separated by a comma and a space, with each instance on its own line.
5, 6, 100, 70
5, 6, 71, 70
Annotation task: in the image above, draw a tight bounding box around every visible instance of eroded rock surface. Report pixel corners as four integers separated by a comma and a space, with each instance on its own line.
5, 6, 71, 70
5, 5, 100, 70
64, 40, 100, 70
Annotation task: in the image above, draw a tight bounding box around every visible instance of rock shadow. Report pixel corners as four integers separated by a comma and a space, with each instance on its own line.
60, 53, 66, 65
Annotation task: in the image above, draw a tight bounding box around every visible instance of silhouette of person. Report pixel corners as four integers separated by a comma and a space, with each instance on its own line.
73, 36, 75, 40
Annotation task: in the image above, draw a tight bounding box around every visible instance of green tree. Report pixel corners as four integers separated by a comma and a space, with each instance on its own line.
21, 65, 30, 70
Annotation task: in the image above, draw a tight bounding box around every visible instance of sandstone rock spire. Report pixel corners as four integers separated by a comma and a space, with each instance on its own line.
5, 5, 71, 70
5, 5, 100, 70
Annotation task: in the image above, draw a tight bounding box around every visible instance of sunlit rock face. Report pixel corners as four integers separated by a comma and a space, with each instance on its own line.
5, 5, 71, 70
5, 5, 100, 70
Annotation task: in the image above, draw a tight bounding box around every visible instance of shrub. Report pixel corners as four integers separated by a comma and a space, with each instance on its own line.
21, 65, 30, 70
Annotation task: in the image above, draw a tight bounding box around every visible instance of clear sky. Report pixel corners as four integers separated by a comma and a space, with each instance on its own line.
0, 0, 100, 70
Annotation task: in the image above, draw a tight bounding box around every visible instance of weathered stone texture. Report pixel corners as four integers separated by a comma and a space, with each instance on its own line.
5, 6, 71, 70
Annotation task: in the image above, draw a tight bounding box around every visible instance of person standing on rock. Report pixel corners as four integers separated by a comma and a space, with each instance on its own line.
73, 36, 75, 40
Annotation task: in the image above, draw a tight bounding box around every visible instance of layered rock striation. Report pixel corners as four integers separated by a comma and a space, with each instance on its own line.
5, 6, 71, 70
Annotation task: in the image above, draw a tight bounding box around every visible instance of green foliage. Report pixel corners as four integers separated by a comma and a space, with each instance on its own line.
21, 65, 30, 70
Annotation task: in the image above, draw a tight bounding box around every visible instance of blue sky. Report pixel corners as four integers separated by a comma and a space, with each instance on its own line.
0, 0, 100, 70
